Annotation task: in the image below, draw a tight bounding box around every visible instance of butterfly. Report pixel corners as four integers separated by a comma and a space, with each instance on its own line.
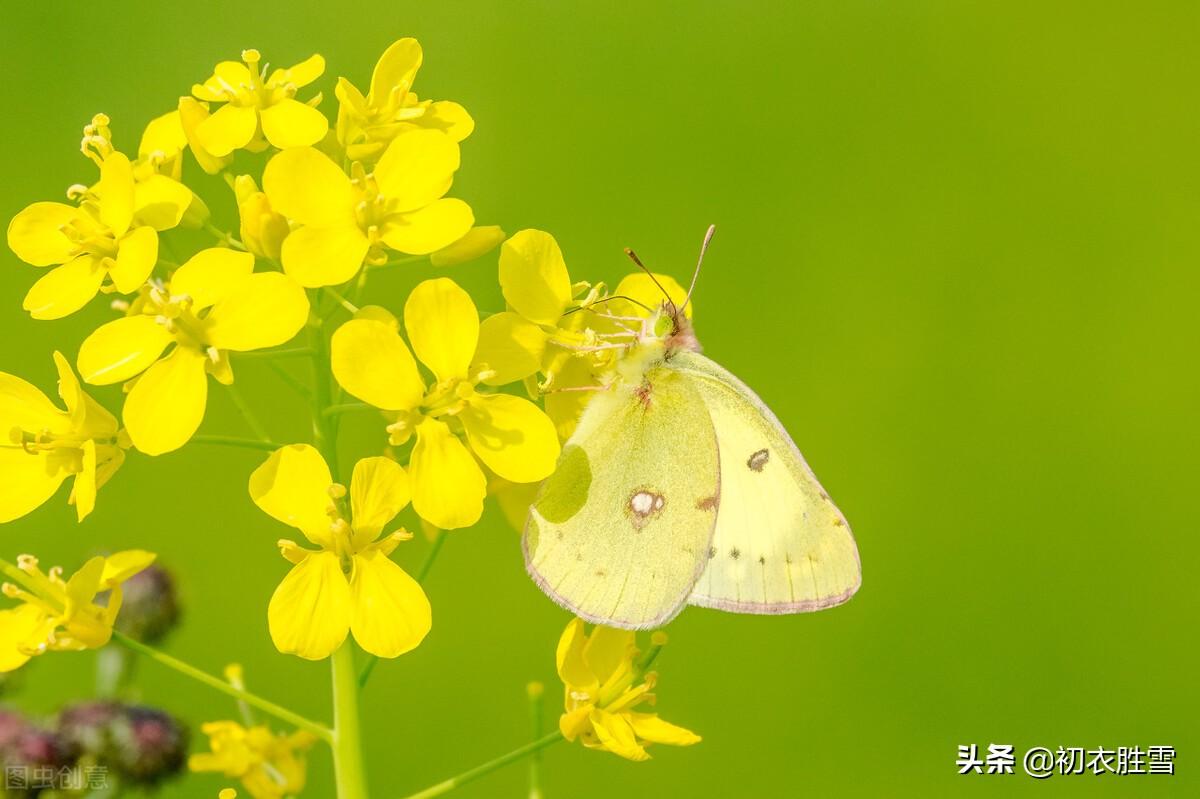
523, 227, 861, 629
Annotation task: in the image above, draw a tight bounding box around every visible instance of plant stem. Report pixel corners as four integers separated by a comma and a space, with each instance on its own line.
332, 642, 370, 799
527, 683, 545, 799
112, 632, 331, 742
323, 402, 371, 418
369, 255, 428, 270
358, 531, 447, 687
235, 347, 315, 360
324, 286, 360, 316
191, 434, 280, 452
400, 732, 564, 799
225, 383, 271, 442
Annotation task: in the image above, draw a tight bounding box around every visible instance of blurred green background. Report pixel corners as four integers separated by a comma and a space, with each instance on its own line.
1, 1, 1196, 796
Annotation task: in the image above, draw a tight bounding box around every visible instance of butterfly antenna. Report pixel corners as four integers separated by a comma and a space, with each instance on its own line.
623, 247, 678, 316
679, 224, 715, 317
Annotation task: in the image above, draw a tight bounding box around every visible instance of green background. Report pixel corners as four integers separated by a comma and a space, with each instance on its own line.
1, 1, 1196, 796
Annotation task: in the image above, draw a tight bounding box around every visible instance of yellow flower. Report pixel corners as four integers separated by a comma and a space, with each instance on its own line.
76, 248, 309, 455
7, 121, 191, 319
250, 445, 431, 660
134, 111, 211, 228
190, 49, 328, 157
556, 619, 700, 761
262, 132, 473, 287
0, 351, 127, 523
335, 37, 474, 162
0, 550, 154, 671
331, 278, 560, 529
189, 719, 316, 799
233, 175, 290, 261
429, 225, 506, 268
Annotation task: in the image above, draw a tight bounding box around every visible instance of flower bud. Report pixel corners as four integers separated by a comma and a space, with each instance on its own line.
430, 225, 505, 267
234, 175, 290, 260
58, 700, 122, 762
110, 706, 188, 786
113, 563, 181, 643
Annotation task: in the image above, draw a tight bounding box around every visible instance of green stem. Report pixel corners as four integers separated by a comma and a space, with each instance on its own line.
332, 642, 370, 799
369, 255, 428, 270
267, 359, 313, 399
400, 732, 564, 799
324, 402, 371, 418
225, 383, 271, 442
358, 531, 447, 687
204, 220, 247, 251
112, 631, 331, 742
235, 347, 315, 360
324, 286, 360, 316
528, 684, 545, 799
191, 434, 280, 452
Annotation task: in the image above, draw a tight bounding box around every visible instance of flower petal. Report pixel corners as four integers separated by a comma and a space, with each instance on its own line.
589, 709, 649, 761
260, 98, 330, 149
101, 550, 156, 585
109, 227, 159, 294
0, 448, 67, 524
205, 273, 309, 352
72, 440, 96, 522
249, 444, 337, 549
369, 39, 423, 103
23, 255, 105, 320
196, 104, 259, 158
421, 101, 474, 142
280, 224, 370, 288
611, 272, 690, 320
330, 319, 424, 411
409, 418, 486, 530
177, 97, 232, 175
0, 605, 53, 672
403, 278, 478, 382
556, 618, 597, 691
268, 54, 325, 89
263, 147, 355, 227
470, 312, 547, 386
0, 369, 65, 433
133, 175, 192, 231
169, 248, 256, 310
7, 202, 80, 266
123, 347, 208, 456
96, 153, 135, 237
138, 110, 187, 162
429, 225, 505, 268
373, 129, 459, 211
627, 713, 701, 746
78, 316, 172, 385
349, 550, 430, 658
350, 456, 410, 546
460, 393, 560, 483
269, 551, 351, 660
499, 230, 573, 326
381, 198, 474, 255
583, 625, 635, 686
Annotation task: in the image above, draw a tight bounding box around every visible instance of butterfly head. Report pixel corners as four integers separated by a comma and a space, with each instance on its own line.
624, 224, 714, 355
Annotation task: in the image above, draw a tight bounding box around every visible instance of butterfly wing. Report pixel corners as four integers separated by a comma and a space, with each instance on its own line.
671, 351, 861, 613
523, 352, 720, 630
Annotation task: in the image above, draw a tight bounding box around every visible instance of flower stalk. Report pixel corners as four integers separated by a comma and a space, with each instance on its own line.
400, 732, 564, 799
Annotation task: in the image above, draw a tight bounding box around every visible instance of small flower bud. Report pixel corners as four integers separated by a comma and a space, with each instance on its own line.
113, 564, 181, 643
110, 706, 188, 786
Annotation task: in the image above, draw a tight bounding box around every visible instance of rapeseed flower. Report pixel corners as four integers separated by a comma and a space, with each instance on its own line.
331, 278, 560, 529
190, 719, 315, 799
0, 352, 127, 523
0, 550, 155, 671
557, 619, 699, 761
76, 248, 309, 455
250, 445, 431, 660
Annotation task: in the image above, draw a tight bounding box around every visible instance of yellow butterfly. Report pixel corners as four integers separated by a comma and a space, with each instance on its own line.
523, 228, 861, 629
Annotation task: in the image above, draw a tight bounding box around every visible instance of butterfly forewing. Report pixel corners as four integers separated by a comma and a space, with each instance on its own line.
672, 351, 861, 613
523, 361, 720, 630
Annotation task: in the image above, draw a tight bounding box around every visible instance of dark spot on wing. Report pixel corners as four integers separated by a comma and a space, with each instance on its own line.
707, 547, 717, 559
730, 547, 741, 560
747, 448, 769, 472
634, 379, 653, 410
757, 555, 766, 565
696, 494, 719, 511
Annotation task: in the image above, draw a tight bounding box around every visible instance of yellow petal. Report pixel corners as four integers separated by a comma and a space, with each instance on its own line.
138, 110, 186, 162
470, 312, 547, 386
123, 347, 208, 455
7, 202, 80, 266
280, 224, 370, 288
499, 230, 573, 326
133, 175, 192, 231
627, 713, 701, 746
72, 441, 96, 521
611, 272, 690, 320
556, 618, 598, 691
429, 225, 505, 268
196, 103, 259, 158
589, 709, 649, 761
382, 198, 474, 255
177, 97, 232, 175
403, 277, 478, 382
169, 248, 255, 310
409, 418, 486, 530
263, 147, 355, 226
23, 255, 105, 320
65, 556, 105, 606
460, 393, 560, 483
0, 605, 53, 672
268, 551, 351, 660
78, 316, 172, 385
109, 226, 159, 293
349, 550, 430, 658
101, 550, 156, 585
330, 319, 424, 411
0, 448, 67, 523
369, 38, 423, 103
96, 153, 135, 237
559, 706, 593, 742
583, 625, 635, 686
373, 129, 459, 211
249, 444, 336, 549
0, 369, 66, 433
260, 98, 330, 149
268, 54, 326, 89
205, 273, 309, 352
421, 101, 475, 142
349, 456, 410, 546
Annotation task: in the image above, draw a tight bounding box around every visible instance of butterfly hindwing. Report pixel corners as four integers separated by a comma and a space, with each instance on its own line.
523, 355, 720, 629
670, 351, 861, 613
